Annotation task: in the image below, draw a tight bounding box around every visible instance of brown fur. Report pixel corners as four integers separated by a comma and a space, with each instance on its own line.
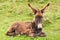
6, 3, 50, 37
6, 21, 37, 37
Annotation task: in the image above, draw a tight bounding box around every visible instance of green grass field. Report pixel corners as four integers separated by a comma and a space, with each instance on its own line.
0, 0, 60, 40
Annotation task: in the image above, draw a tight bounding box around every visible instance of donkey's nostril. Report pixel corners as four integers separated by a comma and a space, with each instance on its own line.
38, 28, 42, 31
37, 28, 42, 33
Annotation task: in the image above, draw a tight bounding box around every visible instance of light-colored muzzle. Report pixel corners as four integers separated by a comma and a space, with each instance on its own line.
38, 23, 42, 29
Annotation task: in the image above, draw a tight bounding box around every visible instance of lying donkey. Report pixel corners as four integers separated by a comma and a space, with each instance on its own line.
6, 3, 50, 37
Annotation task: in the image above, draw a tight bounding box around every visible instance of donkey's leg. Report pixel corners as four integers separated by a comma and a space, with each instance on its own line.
38, 32, 46, 37
6, 26, 16, 36
6, 32, 16, 36
27, 33, 35, 37
15, 30, 21, 36
6, 22, 20, 36
26, 29, 35, 37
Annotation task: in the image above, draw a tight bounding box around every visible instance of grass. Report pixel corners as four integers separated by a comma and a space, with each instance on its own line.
0, 0, 60, 40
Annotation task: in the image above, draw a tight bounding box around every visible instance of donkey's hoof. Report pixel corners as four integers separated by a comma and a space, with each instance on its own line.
28, 33, 36, 37
28, 34, 34, 37
39, 32, 46, 37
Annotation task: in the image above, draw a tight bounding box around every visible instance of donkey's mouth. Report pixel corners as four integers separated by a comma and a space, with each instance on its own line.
35, 23, 42, 33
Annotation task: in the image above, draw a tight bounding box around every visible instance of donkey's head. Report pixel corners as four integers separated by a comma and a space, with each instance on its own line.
28, 3, 50, 32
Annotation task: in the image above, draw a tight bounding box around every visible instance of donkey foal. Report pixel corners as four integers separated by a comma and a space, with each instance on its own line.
6, 3, 50, 37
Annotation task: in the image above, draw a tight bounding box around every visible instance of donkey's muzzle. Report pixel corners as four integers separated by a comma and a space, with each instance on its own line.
38, 23, 42, 29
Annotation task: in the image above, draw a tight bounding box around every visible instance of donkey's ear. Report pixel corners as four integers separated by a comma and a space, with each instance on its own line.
28, 4, 37, 14
41, 3, 50, 13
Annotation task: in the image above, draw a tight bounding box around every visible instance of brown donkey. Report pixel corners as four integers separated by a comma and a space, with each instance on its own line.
28, 3, 50, 36
6, 3, 50, 37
